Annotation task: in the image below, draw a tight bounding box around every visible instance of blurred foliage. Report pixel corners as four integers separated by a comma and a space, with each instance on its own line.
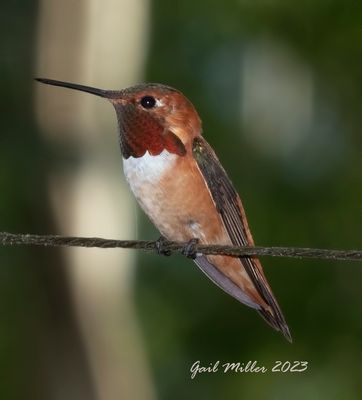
0, 0, 360, 399
1, 2, 95, 399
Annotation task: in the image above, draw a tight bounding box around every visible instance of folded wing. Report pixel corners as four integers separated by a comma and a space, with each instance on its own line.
192, 136, 291, 342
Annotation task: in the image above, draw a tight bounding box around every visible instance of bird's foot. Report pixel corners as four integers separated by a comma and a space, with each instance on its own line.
181, 238, 199, 259
155, 236, 172, 257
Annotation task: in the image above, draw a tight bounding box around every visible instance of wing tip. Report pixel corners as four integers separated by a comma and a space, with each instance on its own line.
280, 323, 293, 343
257, 308, 293, 343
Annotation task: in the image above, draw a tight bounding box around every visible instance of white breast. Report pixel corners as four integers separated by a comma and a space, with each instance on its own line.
122, 150, 178, 226
123, 150, 177, 185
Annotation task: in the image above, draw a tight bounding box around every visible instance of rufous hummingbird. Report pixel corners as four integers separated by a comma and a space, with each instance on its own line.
36, 78, 292, 342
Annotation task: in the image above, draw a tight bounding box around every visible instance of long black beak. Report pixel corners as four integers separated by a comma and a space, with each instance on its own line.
35, 78, 117, 99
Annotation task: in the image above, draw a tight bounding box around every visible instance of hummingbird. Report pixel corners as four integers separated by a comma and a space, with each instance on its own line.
36, 78, 292, 342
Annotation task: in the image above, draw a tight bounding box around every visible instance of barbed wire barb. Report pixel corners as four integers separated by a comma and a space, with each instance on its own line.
0, 232, 361, 262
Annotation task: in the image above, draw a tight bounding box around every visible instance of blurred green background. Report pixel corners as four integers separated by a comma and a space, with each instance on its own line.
0, 1, 360, 399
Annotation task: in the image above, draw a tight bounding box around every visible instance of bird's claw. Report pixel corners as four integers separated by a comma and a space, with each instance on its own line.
182, 238, 199, 259
155, 236, 172, 256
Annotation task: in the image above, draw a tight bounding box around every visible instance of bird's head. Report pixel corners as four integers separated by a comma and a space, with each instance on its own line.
36, 78, 202, 158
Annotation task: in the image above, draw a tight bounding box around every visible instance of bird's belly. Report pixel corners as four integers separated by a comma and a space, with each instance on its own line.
123, 151, 264, 308
123, 151, 228, 243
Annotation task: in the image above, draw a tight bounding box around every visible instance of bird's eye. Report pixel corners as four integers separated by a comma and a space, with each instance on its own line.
140, 96, 156, 109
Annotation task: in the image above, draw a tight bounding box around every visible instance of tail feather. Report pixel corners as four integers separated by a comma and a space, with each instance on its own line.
240, 257, 293, 343
258, 308, 292, 343
194, 255, 292, 342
